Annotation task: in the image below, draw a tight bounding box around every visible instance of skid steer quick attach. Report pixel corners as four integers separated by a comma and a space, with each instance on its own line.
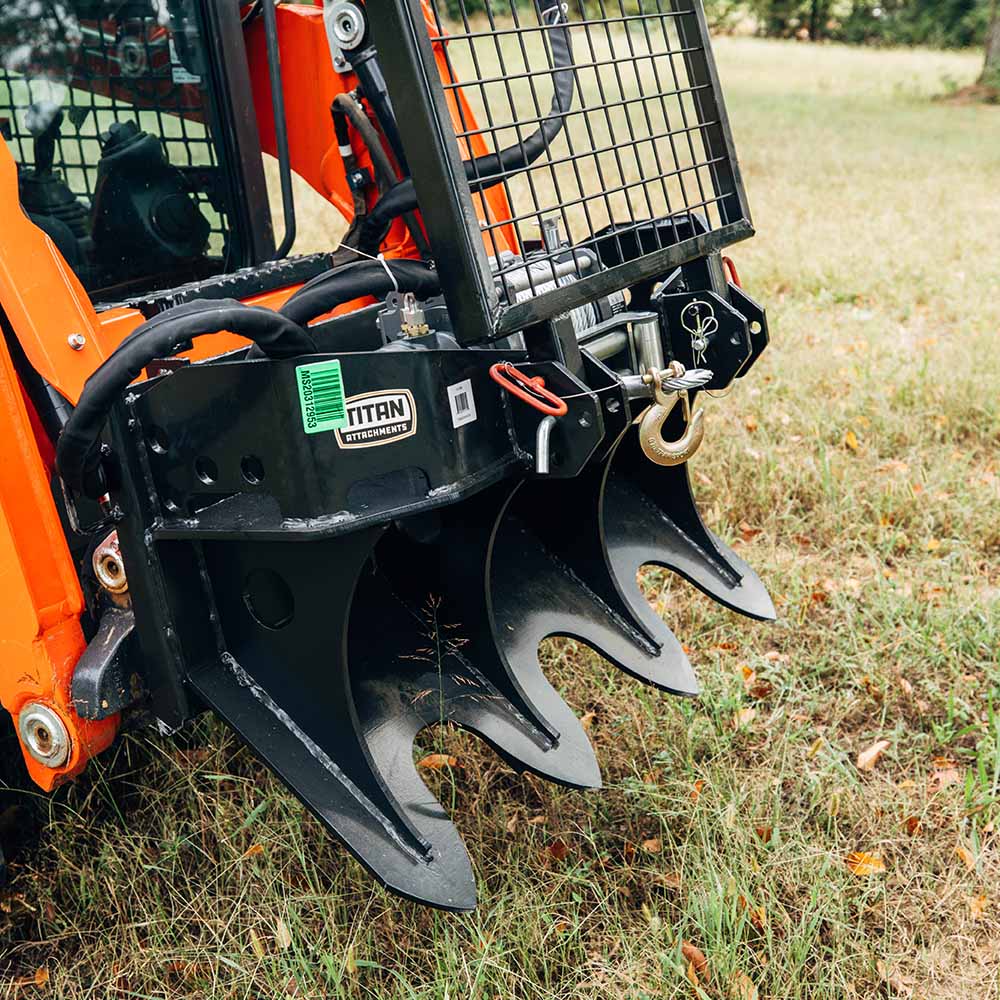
0, 0, 773, 909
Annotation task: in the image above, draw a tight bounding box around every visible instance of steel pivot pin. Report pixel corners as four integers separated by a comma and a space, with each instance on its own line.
18, 703, 71, 768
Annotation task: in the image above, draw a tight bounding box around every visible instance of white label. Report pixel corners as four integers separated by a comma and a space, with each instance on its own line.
447, 379, 477, 429
335, 389, 417, 449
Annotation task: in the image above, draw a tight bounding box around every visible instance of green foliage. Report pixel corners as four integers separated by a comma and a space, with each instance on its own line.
741, 0, 991, 46
440, 0, 993, 51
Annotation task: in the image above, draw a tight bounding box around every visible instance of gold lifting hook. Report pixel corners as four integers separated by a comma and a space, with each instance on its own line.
638, 363, 707, 467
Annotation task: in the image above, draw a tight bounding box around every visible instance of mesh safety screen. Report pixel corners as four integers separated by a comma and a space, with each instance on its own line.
424, 0, 746, 307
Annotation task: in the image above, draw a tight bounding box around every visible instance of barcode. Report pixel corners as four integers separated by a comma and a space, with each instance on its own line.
447, 378, 477, 429
296, 359, 348, 435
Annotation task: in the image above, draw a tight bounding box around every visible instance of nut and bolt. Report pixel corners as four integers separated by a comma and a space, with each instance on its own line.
67, 332, 87, 351
93, 530, 128, 594
18, 703, 71, 768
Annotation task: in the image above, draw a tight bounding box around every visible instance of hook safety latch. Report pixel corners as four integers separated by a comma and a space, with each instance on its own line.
489, 362, 569, 417
638, 362, 712, 467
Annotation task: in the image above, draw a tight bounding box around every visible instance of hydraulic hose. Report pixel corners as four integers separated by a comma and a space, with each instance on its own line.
57, 299, 314, 498
359, 0, 574, 255
280, 258, 439, 327
332, 93, 431, 259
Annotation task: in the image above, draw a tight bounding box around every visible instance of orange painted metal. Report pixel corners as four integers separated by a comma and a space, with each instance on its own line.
0, 312, 117, 790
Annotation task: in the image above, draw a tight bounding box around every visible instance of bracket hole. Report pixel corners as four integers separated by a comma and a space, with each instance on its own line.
195, 456, 218, 485
750, 321, 763, 335
241, 455, 265, 486
148, 426, 169, 454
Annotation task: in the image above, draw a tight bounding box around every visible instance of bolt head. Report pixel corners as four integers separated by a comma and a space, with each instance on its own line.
68, 333, 87, 351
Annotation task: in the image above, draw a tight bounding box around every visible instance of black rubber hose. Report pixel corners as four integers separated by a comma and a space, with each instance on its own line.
57, 299, 314, 497
279, 258, 439, 327
332, 93, 431, 259
358, 0, 574, 255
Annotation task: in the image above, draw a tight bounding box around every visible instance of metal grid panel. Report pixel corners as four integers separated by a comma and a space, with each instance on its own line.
0, 12, 228, 257
424, 0, 748, 313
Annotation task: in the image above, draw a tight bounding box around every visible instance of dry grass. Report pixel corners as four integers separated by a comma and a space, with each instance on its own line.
3, 36, 1000, 1000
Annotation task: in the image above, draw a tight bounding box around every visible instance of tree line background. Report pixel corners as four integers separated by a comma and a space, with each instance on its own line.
708, 0, 991, 49
443, 0, 1000, 87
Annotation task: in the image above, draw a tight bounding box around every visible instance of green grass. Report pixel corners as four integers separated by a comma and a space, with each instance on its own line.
3, 37, 1000, 1000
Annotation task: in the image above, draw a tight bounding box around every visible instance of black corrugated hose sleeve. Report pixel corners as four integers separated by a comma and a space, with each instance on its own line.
57, 299, 315, 498
358, 0, 574, 255
279, 258, 439, 327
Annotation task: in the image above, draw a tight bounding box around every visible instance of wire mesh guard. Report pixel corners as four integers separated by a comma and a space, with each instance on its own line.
426, 0, 748, 308
0, 5, 231, 297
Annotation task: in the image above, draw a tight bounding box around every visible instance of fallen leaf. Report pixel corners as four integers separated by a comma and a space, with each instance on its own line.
954, 844, 977, 872
754, 825, 773, 844
580, 711, 597, 732
876, 960, 914, 998
738, 520, 762, 543
690, 779, 706, 802
35, 968, 50, 987
747, 678, 774, 700
730, 970, 758, 1000
968, 894, 988, 921
681, 941, 709, 983
843, 429, 859, 452
344, 943, 357, 976
744, 415, 758, 433
622, 841, 637, 863
846, 851, 886, 876
505, 814, 518, 834
242, 843, 265, 859
417, 753, 458, 770
737, 894, 766, 931
732, 707, 757, 730
527, 815, 547, 826
641, 837, 662, 854
655, 871, 682, 890
709, 642, 739, 654
856, 739, 891, 772
928, 767, 961, 793
903, 816, 921, 836
553, 919, 572, 934
275, 918, 292, 950
924, 538, 942, 553
545, 838, 571, 861
807, 737, 824, 759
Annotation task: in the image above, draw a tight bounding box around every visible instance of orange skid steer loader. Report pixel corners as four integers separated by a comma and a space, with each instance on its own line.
0, 0, 772, 910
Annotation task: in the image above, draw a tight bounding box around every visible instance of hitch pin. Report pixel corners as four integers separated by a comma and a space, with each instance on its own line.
535, 415, 558, 475
638, 362, 711, 467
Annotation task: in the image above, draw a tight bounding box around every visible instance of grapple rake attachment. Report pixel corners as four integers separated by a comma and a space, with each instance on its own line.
0, 0, 774, 909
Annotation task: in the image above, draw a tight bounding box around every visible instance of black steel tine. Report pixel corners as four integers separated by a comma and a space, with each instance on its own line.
192, 528, 477, 912
352, 543, 603, 791
608, 421, 776, 622
510, 469, 698, 696
417, 485, 604, 789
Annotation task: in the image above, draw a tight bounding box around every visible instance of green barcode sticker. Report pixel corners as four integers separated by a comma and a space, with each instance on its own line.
296, 359, 347, 435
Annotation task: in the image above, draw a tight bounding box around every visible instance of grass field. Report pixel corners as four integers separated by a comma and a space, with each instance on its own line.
3, 36, 1000, 1000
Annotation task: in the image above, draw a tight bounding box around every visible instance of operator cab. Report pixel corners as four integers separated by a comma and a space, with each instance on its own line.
0, 1, 271, 306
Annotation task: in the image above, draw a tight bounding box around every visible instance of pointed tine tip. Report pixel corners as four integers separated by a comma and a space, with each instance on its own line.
709, 534, 777, 622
